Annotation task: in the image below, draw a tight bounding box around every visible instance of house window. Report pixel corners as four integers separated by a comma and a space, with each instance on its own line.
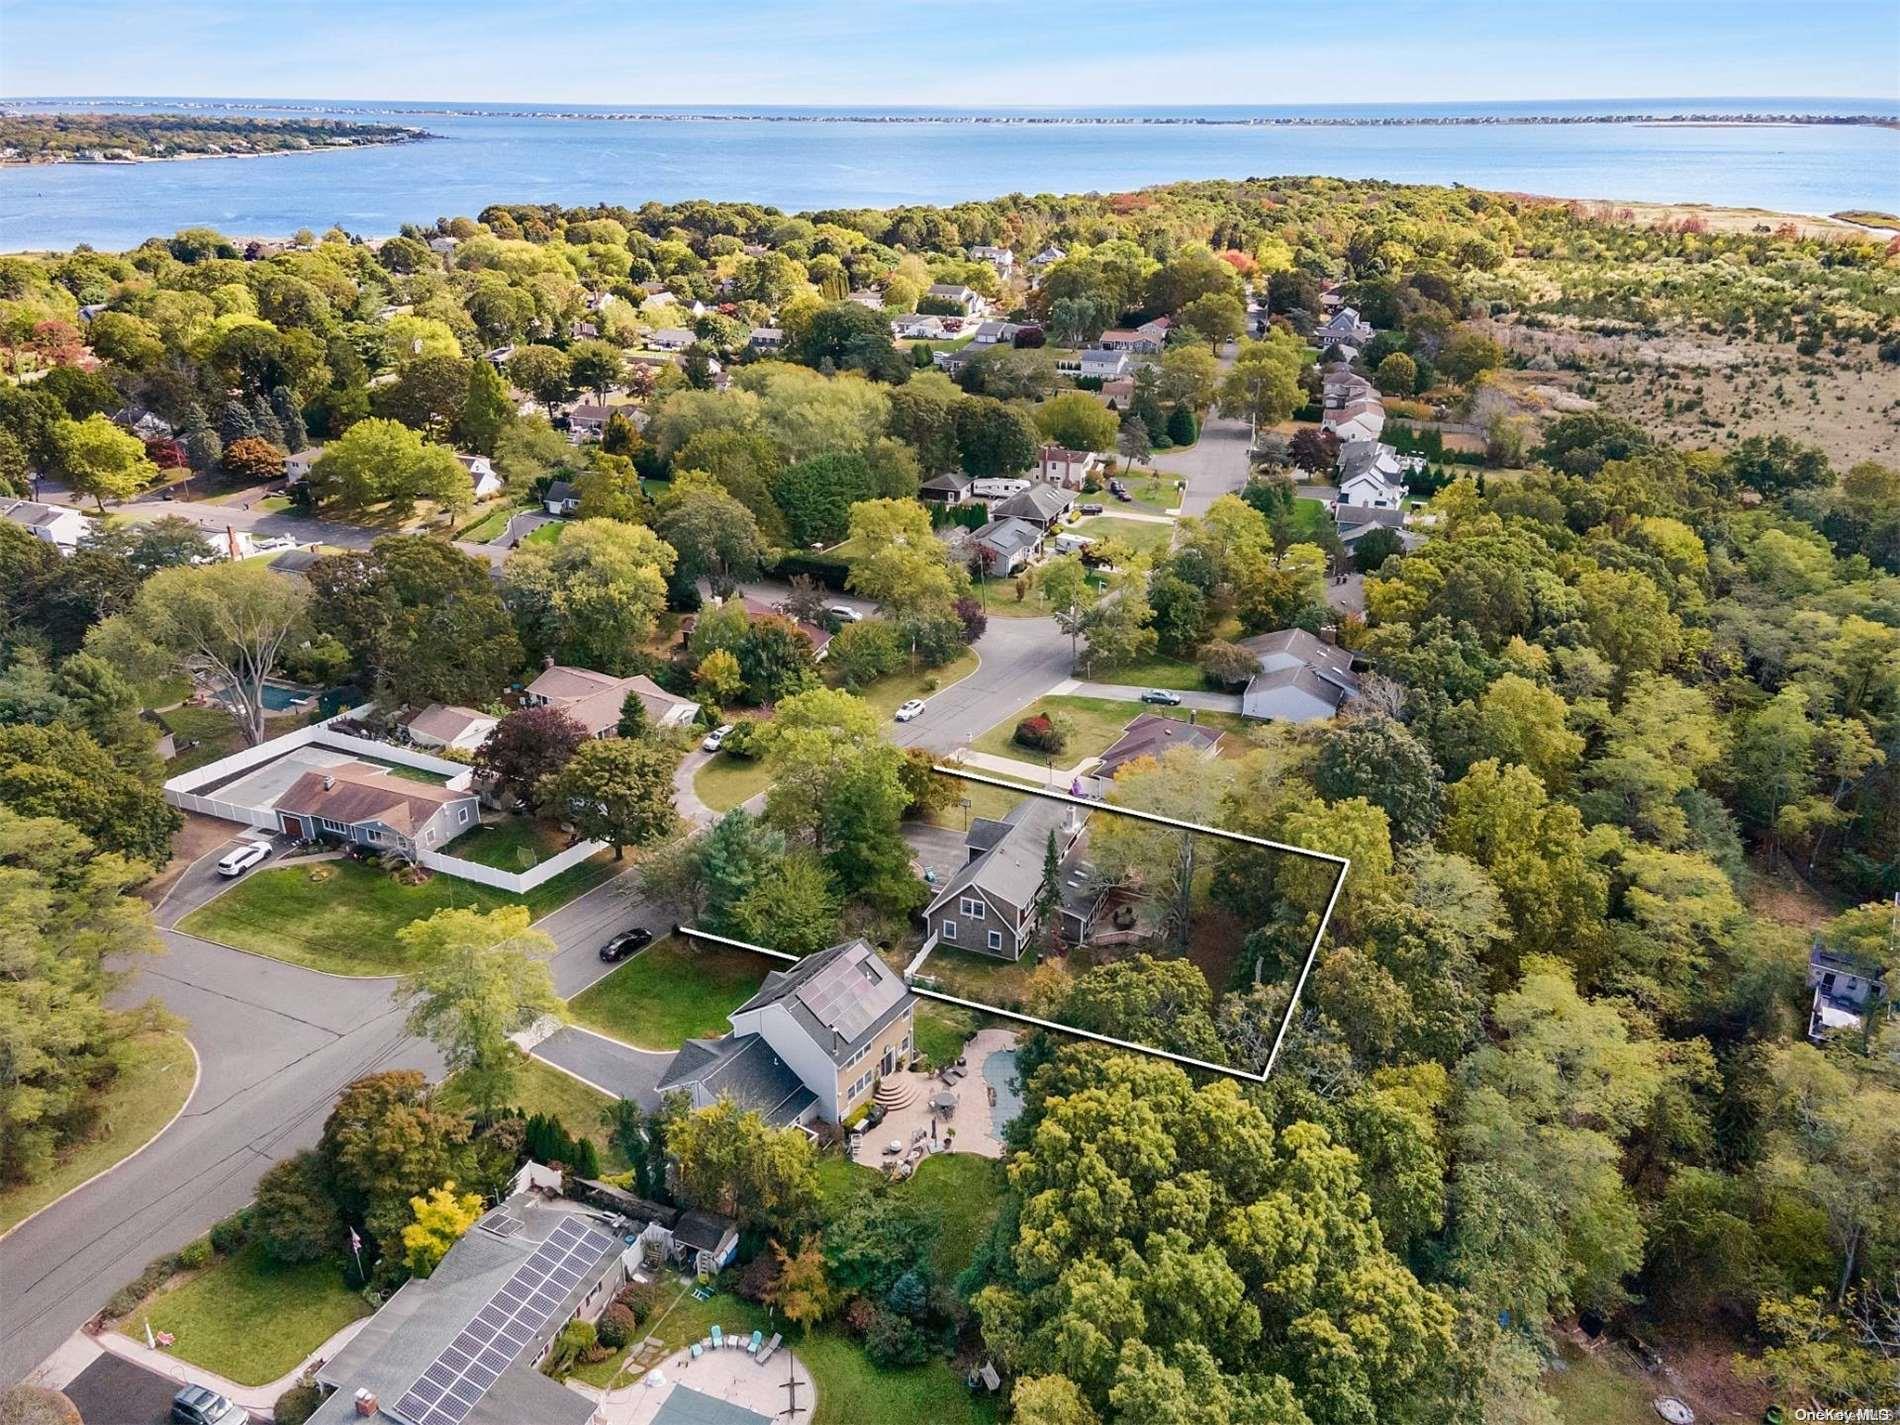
459, 807, 471, 824
318, 817, 347, 835
941, 919, 957, 942
959, 897, 985, 920
987, 929, 1003, 952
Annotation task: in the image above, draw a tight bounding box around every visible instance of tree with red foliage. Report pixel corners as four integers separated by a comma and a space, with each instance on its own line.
144, 436, 189, 470
1289, 427, 1339, 474
222, 435, 287, 483
474, 704, 587, 806
953, 595, 987, 644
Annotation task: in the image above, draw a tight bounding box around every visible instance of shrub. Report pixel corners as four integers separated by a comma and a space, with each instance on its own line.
175, 1238, 213, 1271
253, 1150, 343, 1264
614, 1280, 666, 1324
736, 1253, 777, 1303
274, 1379, 322, 1425
864, 1306, 932, 1367
104, 1256, 177, 1320
595, 1302, 636, 1350
208, 1208, 253, 1256
1013, 713, 1066, 754
720, 720, 763, 759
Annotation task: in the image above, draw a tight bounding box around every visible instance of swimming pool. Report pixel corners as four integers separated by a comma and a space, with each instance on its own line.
982, 1049, 1024, 1132
216, 681, 317, 712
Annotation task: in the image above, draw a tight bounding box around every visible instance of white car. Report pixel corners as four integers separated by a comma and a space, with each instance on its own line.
894, 699, 927, 722
215, 839, 273, 878
701, 723, 736, 752
826, 604, 864, 624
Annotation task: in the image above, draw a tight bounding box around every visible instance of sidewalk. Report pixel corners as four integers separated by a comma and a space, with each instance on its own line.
73, 1314, 373, 1413
948, 748, 1094, 785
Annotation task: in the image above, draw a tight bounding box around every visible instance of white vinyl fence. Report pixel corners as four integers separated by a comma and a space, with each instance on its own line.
163, 706, 606, 894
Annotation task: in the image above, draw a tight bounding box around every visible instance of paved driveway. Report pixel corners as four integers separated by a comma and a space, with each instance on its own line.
533, 1028, 671, 1110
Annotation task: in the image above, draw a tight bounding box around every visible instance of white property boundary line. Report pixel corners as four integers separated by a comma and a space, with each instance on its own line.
683, 766, 1350, 1084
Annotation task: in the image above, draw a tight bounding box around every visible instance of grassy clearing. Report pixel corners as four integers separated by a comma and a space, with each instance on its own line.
1072, 515, 1175, 557
121, 1243, 369, 1387
1284, 497, 1333, 542
694, 753, 774, 813
1087, 650, 1212, 691
913, 1001, 978, 1068
455, 502, 526, 542
176, 854, 614, 974
919, 943, 1046, 1010
444, 817, 568, 870
439, 1055, 629, 1172
524, 520, 564, 546
843, 649, 979, 718
966, 578, 1065, 619
904, 1154, 1007, 1281
1543, 1340, 1661, 1425
162, 704, 247, 774
567, 935, 766, 1050
925, 775, 1038, 829
970, 694, 1154, 764
0, 1029, 195, 1233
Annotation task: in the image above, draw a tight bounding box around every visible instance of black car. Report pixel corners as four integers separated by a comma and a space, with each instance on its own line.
599, 927, 655, 962
1079, 502, 1105, 515
172, 1386, 248, 1425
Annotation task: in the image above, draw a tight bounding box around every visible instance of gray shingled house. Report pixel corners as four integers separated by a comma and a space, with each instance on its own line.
922, 795, 1101, 961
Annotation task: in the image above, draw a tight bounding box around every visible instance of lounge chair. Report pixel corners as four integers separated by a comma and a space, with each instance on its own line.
757, 1333, 781, 1366
748, 1330, 763, 1354
690, 1343, 702, 1359
710, 1324, 724, 1349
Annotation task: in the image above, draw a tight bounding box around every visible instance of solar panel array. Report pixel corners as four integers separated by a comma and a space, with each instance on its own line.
392, 1216, 618, 1425
795, 949, 884, 1042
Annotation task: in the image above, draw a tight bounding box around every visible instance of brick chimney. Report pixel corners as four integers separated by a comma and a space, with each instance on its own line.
354, 1388, 378, 1417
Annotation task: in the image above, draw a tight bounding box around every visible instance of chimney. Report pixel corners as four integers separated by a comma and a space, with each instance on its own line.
322, 775, 335, 791
354, 1389, 377, 1417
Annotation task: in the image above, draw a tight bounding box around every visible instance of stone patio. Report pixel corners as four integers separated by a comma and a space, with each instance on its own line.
850, 1026, 1022, 1169
598, 1338, 814, 1425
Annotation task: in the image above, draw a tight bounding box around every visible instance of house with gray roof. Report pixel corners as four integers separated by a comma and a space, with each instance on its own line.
306, 1177, 627, 1425
1235, 628, 1360, 723
659, 939, 916, 1128
1078, 713, 1223, 797
971, 516, 1045, 574
524, 664, 699, 735
918, 470, 975, 505
925, 282, 987, 316
922, 796, 1101, 961
1, 499, 95, 553
990, 481, 1076, 531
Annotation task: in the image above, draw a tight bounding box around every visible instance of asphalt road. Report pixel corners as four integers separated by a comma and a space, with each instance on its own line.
1, 577, 1084, 1386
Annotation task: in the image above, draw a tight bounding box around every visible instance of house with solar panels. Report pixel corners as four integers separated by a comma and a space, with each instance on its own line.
658, 939, 916, 1129
306, 1177, 630, 1425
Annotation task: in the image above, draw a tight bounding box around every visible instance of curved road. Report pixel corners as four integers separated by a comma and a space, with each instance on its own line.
0, 599, 1084, 1386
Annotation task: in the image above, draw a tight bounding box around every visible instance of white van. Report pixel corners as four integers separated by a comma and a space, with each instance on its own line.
1053, 532, 1096, 556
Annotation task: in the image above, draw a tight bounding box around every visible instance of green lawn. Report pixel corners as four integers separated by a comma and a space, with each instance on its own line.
162, 704, 247, 775
918, 943, 1046, 1010
141, 674, 196, 711
176, 854, 614, 974
121, 1243, 369, 1386
968, 579, 1065, 619
444, 817, 569, 870
456, 503, 526, 543
845, 649, 979, 718
1112, 473, 1184, 512
439, 1055, 629, 1172
814, 1154, 882, 1219
694, 752, 774, 813
567, 935, 766, 1050
903, 1154, 1007, 1281
1072, 515, 1176, 558
1088, 649, 1212, 691
1284, 497, 1333, 542
1544, 1341, 1662, 1425
925, 775, 1038, 830
913, 1001, 978, 1068
0, 1029, 195, 1232
523, 520, 565, 547
970, 694, 1157, 765
580, 1288, 997, 1425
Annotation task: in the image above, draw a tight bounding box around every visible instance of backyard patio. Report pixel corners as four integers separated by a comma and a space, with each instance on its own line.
850, 1028, 1020, 1168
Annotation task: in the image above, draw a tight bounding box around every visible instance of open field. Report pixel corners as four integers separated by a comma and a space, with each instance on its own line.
120, 1243, 369, 1386
0, 1028, 196, 1233
969, 694, 1236, 764
566, 935, 766, 1049
444, 817, 570, 870
176, 854, 613, 974
162, 705, 247, 775
1072, 514, 1175, 557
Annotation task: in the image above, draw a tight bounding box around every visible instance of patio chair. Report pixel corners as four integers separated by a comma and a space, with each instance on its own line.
710, 1324, 724, 1349
758, 1333, 781, 1366
690, 1343, 703, 1359
748, 1330, 763, 1354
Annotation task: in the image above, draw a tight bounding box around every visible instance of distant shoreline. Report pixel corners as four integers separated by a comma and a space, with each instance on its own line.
0, 135, 429, 168
7, 101, 1898, 131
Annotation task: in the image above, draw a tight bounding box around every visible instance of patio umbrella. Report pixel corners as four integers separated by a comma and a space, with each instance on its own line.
930, 1091, 958, 1110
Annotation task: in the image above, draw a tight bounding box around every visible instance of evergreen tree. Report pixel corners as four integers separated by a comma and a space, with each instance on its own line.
218, 398, 258, 446
1166, 402, 1198, 446
458, 360, 512, 456
249, 392, 286, 449
1029, 828, 1064, 966
271, 385, 309, 453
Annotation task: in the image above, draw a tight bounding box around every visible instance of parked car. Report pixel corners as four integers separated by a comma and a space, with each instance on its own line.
1079, 502, 1105, 515
1113, 488, 1134, 503
825, 604, 863, 624
894, 699, 927, 722
701, 723, 736, 752
1140, 688, 1183, 706
599, 927, 655, 963
171, 1386, 248, 1425
215, 839, 273, 878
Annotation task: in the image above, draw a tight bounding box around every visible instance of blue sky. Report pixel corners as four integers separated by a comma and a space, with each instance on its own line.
3, 0, 1896, 106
